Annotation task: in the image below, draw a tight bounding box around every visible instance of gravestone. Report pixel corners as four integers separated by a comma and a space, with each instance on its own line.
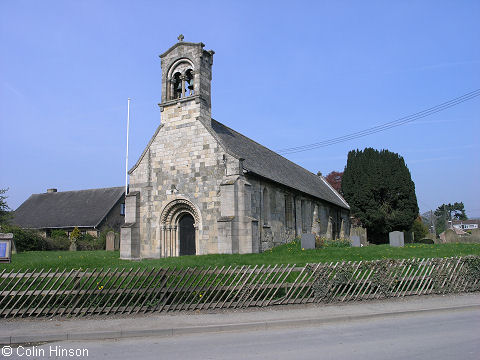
301, 233, 315, 250
106, 231, 115, 251
389, 231, 404, 247
114, 233, 120, 250
350, 235, 361, 247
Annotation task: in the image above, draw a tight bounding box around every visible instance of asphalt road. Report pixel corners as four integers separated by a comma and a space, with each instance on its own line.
6, 307, 479, 360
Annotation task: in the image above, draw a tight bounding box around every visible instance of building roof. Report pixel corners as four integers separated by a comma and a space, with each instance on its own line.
12, 187, 125, 229
452, 219, 480, 226
210, 119, 349, 209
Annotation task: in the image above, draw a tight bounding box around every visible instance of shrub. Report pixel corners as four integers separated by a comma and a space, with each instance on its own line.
45, 236, 70, 251
1, 224, 47, 252
77, 233, 105, 251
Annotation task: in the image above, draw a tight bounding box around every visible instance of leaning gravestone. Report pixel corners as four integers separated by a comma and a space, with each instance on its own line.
106, 231, 115, 251
301, 233, 316, 250
350, 235, 361, 247
389, 231, 404, 247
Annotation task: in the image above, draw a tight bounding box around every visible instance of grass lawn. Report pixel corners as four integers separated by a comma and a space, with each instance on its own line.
2, 241, 480, 271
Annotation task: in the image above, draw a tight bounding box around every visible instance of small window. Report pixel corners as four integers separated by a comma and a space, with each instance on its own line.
262, 187, 269, 226
120, 203, 126, 216
285, 195, 293, 229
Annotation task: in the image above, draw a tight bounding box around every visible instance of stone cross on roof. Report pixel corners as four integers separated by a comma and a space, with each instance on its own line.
177, 34, 184, 42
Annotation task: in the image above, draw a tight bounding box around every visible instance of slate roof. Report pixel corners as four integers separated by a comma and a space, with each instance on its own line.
210, 119, 349, 209
12, 187, 125, 229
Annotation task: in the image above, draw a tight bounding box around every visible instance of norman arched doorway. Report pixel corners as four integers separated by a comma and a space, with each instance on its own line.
179, 213, 195, 255
160, 198, 201, 257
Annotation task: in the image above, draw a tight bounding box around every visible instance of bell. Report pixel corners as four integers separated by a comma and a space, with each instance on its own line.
175, 82, 182, 92
188, 79, 194, 90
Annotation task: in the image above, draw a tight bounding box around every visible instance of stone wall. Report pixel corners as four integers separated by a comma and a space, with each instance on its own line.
127, 99, 230, 258
248, 177, 349, 251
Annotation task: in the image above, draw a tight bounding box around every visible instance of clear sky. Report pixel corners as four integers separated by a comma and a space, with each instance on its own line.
1, 0, 479, 217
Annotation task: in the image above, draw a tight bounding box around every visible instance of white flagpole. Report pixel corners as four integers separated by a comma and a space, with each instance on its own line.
125, 98, 131, 196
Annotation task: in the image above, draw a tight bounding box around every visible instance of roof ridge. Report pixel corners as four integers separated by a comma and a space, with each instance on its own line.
32, 186, 124, 196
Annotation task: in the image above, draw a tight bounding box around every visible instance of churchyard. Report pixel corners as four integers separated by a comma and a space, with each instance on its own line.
3, 241, 480, 271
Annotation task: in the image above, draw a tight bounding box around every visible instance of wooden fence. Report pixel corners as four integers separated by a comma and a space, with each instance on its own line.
0, 256, 478, 318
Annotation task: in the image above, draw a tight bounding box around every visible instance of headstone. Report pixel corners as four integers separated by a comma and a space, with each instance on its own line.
301, 233, 315, 250
444, 229, 457, 243
106, 231, 115, 251
350, 235, 361, 247
389, 231, 404, 247
69, 240, 77, 251
114, 233, 120, 250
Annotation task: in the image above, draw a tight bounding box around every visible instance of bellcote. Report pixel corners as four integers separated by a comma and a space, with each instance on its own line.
159, 35, 214, 109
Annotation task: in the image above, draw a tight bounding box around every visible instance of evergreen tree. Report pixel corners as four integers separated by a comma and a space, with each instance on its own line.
434, 202, 467, 234
341, 148, 419, 244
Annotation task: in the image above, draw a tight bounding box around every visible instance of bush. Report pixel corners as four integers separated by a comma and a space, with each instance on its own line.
45, 236, 70, 251
1, 224, 47, 252
77, 233, 105, 251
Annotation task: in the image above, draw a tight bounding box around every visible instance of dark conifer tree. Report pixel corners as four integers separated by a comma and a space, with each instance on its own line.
341, 148, 418, 244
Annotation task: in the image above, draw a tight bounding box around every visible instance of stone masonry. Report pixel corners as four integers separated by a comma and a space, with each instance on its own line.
120, 37, 350, 259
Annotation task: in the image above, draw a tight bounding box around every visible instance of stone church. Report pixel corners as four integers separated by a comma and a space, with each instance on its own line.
120, 37, 350, 260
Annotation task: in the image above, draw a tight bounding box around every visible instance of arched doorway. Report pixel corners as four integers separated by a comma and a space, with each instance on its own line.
179, 213, 196, 256
160, 198, 201, 257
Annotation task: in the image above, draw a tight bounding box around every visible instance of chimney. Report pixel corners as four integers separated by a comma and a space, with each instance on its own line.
47, 188, 57, 193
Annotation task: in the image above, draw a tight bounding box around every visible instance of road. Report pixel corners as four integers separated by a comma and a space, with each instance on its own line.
6, 307, 479, 360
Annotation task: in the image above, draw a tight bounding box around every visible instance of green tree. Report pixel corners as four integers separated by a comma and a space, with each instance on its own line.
412, 217, 429, 242
341, 148, 419, 244
0, 188, 12, 224
434, 202, 468, 235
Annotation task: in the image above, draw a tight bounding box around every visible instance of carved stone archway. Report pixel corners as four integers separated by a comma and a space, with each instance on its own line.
159, 198, 201, 257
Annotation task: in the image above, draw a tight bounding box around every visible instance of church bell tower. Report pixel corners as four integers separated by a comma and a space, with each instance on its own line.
158, 35, 215, 120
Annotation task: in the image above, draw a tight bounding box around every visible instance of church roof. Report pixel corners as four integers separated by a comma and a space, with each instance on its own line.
210, 119, 349, 209
12, 187, 125, 229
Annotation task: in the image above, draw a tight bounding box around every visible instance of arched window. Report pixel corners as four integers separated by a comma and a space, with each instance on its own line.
167, 59, 195, 100
173, 72, 182, 99
262, 187, 269, 226
186, 69, 194, 96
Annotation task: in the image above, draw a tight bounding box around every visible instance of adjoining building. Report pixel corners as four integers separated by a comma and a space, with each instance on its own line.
452, 219, 479, 231
13, 187, 125, 237
121, 37, 350, 260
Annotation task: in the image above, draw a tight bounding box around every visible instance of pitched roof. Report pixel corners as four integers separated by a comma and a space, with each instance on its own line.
12, 187, 125, 229
210, 119, 349, 209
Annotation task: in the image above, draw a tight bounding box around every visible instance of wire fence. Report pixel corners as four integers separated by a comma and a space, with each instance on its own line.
0, 256, 478, 318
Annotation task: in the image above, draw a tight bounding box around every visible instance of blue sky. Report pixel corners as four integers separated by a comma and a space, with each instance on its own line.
1, 0, 479, 217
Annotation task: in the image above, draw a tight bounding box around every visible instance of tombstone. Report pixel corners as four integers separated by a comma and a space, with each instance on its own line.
114, 233, 120, 250
443, 229, 457, 243
350, 235, 361, 247
69, 240, 77, 251
389, 231, 404, 247
106, 231, 115, 251
301, 233, 316, 250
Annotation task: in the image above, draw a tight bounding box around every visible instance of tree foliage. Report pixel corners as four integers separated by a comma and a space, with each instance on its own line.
341, 148, 419, 244
0, 188, 12, 224
325, 171, 343, 194
434, 202, 468, 235
412, 216, 429, 242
